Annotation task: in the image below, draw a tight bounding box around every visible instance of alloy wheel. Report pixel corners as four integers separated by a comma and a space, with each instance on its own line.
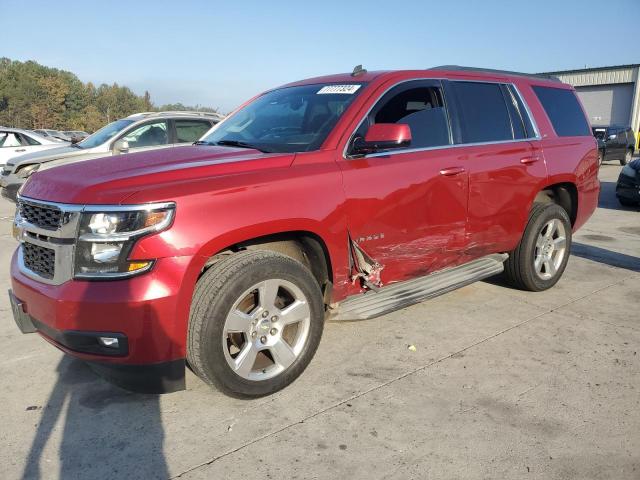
222, 278, 311, 381
534, 218, 567, 280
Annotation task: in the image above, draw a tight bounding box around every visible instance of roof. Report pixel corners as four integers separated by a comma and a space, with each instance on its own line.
428, 65, 561, 82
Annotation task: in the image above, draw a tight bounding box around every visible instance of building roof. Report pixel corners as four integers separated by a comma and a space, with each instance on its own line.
539, 64, 640, 75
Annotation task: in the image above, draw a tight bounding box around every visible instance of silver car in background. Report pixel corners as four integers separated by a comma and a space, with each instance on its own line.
1, 111, 224, 201
0, 128, 63, 167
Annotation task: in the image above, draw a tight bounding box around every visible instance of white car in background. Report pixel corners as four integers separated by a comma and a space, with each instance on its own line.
0, 128, 63, 166
1, 111, 225, 201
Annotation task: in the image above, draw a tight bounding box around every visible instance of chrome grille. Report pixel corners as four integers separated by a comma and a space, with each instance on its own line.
19, 200, 63, 230
22, 242, 55, 279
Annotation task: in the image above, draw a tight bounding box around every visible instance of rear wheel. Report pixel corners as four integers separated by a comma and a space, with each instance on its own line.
187, 250, 324, 397
504, 203, 572, 291
620, 148, 633, 166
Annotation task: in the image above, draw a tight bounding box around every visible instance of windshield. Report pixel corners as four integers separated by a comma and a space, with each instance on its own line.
200, 83, 366, 153
592, 127, 607, 140
76, 119, 135, 149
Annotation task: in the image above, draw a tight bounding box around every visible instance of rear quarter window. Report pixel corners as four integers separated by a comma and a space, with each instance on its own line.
532, 86, 591, 137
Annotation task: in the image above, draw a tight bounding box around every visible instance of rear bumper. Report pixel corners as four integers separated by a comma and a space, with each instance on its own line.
10, 251, 195, 393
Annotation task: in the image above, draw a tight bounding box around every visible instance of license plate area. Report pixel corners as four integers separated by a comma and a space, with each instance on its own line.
8, 290, 37, 334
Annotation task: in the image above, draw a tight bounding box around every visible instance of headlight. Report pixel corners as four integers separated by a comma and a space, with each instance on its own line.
15, 163, 40, 178
621, 164, 636, 178
74, 205, 175, 279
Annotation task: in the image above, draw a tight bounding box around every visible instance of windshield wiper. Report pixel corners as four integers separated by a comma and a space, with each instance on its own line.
193, 140, 214, 146
214, 140, 272, 153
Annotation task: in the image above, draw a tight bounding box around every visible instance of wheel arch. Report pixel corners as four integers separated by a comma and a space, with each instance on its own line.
533, 181, 578, 227
195, 229, 336, 305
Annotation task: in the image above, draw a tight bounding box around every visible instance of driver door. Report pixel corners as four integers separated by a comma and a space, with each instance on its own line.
338, 80, 469, 283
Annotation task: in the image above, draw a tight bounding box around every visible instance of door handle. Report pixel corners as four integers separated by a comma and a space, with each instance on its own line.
520, 156, 540, 165
14, 149, 26, 152
439, 166, 466, 176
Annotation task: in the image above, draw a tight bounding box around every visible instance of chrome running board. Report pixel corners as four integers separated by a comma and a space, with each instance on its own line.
331, 253, 508, 321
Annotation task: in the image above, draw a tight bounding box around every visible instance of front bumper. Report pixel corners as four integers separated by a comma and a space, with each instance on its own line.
10, 251, 194, 393
1, 174, 24, 203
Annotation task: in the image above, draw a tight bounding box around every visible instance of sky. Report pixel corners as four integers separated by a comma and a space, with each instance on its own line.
2, 0, 638, 113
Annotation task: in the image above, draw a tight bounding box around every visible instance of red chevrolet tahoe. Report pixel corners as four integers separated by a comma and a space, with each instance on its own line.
9, 66, 599, 396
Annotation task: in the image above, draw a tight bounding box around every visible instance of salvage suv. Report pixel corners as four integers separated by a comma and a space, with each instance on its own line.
9, 66, 599, 396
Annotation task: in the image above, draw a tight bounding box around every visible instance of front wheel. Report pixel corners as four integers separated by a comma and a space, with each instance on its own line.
503, 203, 572, 291
187, 250, 324, 397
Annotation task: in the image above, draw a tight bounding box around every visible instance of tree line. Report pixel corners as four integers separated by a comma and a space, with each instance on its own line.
0, 58, 219, 133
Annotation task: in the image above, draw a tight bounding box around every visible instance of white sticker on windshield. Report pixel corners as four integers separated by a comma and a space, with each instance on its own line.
317, 85, 361, 95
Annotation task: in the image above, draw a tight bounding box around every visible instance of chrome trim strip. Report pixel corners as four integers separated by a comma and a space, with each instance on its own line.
341, 77, 541, 160
364, 137, 536, 159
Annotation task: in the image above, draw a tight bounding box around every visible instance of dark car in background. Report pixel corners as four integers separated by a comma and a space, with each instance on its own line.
593, 125, 636, 165
616, 158, 640, 206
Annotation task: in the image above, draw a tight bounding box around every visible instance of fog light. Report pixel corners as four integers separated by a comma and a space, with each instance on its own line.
98, 337, 119, 349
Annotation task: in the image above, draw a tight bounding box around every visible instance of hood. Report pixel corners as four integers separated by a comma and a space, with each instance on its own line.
628, 158, 640, 171
8, 145, 94, 167
20, 145, 295, 204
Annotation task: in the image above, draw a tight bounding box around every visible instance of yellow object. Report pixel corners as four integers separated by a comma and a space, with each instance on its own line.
127, 261, 150, 272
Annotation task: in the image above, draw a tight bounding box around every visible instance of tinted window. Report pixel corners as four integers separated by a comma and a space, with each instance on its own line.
532, 86, 590, 137
175, 120, 211, 143
21, 133, 41, 146
122, 121, 168, 148
349, 83, 451, 153
502, 85, 526, 140
451, 81, 513, 143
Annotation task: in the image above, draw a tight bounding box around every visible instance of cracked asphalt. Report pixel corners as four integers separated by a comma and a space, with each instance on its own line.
0, 163, 638, 480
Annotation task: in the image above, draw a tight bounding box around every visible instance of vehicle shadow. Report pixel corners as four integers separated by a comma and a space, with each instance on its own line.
20, 272, 177, 480
598, 180, 640, 211
571, 242, 640, 272
21, 356, 169, 480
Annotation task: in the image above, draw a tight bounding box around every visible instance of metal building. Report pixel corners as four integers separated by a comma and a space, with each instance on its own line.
541, 64, 640, 136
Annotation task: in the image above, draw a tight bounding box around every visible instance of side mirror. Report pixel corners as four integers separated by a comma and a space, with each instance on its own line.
352, 123, 411, 155
112, 139, 129, 154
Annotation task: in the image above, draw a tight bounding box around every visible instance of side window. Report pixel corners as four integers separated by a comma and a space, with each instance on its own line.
0, 132, 22, 147
21, 134, 41, 146
501, 85, 526, 140
350, 82, 451, 153
532, 86, 591, 137
451, 81, 513, 143
175, 120, 212, 143
121, 121, 168, 148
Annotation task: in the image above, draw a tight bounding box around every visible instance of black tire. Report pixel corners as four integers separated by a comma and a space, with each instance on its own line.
620, 148, 633, 166
187, 250, 324, 397
618, 196, 638, 207
503, 203, 572, 292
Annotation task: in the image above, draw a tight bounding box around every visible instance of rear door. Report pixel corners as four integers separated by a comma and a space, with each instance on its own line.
446, 80, 547, 258
339, 79, 469, 282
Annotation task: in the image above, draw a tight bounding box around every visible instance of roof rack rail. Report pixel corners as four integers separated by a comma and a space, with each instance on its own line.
428, 65, 561, 82
126, 111, 225, 120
